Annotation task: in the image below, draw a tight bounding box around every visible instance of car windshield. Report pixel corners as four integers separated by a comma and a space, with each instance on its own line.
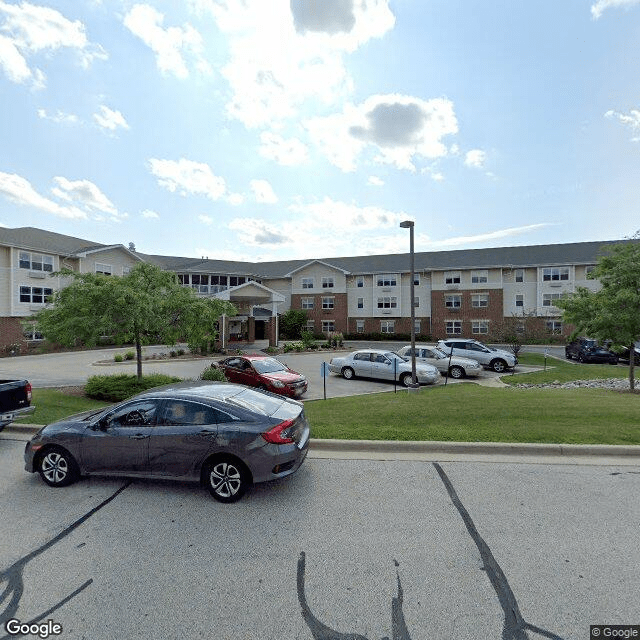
384, 352, 404, 363
432, 348, 448, 358
251, 358, 287, 374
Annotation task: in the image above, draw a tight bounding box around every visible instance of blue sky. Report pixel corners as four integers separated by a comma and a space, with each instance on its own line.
1, 0, 639, 262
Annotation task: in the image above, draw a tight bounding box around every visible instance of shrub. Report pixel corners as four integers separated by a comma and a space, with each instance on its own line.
200, 366, 227, 382
85, 374, 182, 402
124, 350, 135, 360
170, 350, 177, 357
114, 354, 124, 362
177, 349, 186, 356
301, 330, 315, 348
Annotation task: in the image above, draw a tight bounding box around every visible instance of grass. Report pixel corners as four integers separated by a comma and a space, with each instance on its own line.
15, 388, 110, 426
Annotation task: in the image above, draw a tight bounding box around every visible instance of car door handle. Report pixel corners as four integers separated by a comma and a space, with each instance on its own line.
130, 433, 150, 440
198, 429, 216, 436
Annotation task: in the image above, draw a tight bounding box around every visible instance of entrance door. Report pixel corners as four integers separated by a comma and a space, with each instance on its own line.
255, 320, 266, 339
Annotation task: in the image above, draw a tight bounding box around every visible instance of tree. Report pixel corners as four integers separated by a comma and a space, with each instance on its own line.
279, 309, 308, 339
555, 242, 640, 390
34, 263, 236, 379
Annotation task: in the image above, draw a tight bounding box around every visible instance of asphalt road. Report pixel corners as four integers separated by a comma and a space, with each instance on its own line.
1, 434, 638, 640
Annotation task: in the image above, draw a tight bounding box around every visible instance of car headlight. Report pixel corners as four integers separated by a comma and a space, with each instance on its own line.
271, 380, 285, 388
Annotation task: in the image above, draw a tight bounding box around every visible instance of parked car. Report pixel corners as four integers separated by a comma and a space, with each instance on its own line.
565, 338, 618, 364
24, 381, 310, 503
436, 339, 517, 372
0, 378, 35, 432
328, 349, 440, 387
396, 345, 483, 379
614, 341, 640, 365
216, 355, 308, 398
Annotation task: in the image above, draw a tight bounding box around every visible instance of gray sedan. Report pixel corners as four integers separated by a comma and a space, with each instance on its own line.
24, 381, 310, 503
396, 345, 483, 378
328, 349, 440, 387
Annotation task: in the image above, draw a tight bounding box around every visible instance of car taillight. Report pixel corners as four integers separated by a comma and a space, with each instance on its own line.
262, 419, 295, 444
26, 382, 32, 402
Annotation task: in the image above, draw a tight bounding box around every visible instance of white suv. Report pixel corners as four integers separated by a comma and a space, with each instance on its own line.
436, 339, 517, 373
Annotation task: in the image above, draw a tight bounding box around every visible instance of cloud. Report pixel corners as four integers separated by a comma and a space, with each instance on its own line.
259, 131, 309, 165
148, 158, 227, 200
228, 218, 289, 246
37, 108, 78, 124
93, 105, 129, 132
605, 108, 640, 141
123, 4, 210, 79
51, 176, 117, 214
306, 94, 458, 171
591, 0, 640, 19
0, 1, 107, 87
0, 171, 86, 218
141, 209, 159, 218
419, 224, 558, 249
290, 0, 355, 34
250, 179, 278, 203
367, 176, 384, 186
198, 214, 214, 224
464, 149, 486, 169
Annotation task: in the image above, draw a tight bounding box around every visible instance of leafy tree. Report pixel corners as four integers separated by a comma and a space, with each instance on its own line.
279, 309, 308, 339
34, 263, 236, 379
555, 242, 640, 390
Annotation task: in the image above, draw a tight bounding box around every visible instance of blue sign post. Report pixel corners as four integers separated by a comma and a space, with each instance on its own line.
320, 362, 330, 400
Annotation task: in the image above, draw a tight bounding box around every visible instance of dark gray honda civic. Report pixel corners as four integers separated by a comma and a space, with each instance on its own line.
24, 381, 310, 502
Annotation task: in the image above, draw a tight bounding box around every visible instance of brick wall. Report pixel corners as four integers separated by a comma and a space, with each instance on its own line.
346, 316, 432, 337
0, 317, 27, 352
291, 292, 348, 333
431, 289, 504, 340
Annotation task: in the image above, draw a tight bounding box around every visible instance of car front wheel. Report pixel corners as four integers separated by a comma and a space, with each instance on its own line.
205, 457, 251, 503
449, 365, 464, 379
490, 359, 507, 373
38, 447, 80, 487
342, 367, 355, 380
400, 373, 414, 387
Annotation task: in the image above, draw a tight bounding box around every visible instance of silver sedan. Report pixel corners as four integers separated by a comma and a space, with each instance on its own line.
328, 349, 440, 387
396, 345, 483, 379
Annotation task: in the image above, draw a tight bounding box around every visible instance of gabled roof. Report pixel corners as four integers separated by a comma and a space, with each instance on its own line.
283, 259, 351, 277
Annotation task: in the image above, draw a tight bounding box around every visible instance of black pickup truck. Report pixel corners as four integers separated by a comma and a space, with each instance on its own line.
0, 379, 35, 432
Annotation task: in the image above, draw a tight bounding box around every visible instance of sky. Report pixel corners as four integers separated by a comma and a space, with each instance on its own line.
1, 0, 640, 263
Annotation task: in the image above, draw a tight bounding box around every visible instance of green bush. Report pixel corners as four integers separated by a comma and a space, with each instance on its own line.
301, 330, 315, 348
124, 350, 135, 360
114, 354, 124, 362
200, 366, 227, 382
85, 374, 182, 402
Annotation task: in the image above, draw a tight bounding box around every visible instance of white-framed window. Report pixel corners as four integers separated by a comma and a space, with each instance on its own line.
413, 274, 420, 286
19, 252, 54, 272
95, 263, 112, 276
23, 326, 44, 341
515, 294, 524, 307
191, 274, 209, 293
356, 320, 365, 333
471, 270, 488, 283
322, 320, 335, 333
585, 265, 596, 277
301, 298, 314, 309
322, 276, 334, 288
356, 276, 365, 287
472, 320, 489, 334
301, 277, 314, 289
20, 286, 53, 304
414, 319, 421, 334
543, 293, 563, 307
444, 271, 461, 284
229, 276, 246, 287
376, 274, 397, 287
471, 294, 488, 308
446, 320, 462, 335
515, 269, 524, 282
546, 320, 563, 334
445, 295, 461, 308
380, 320, 395, 334
305, 320, 315, 331
123, 266, 132, 275
377, 297, 397, 309
357, 297, 364, 309
413, 296, 420, 308
542, 267, 569, 281
322, 297, 334, 309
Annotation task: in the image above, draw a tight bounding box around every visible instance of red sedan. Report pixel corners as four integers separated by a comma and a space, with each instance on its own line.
217, 355, 308, 398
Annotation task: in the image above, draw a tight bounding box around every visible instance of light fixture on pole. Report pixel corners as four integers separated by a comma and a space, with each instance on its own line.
399, 220, 419, 389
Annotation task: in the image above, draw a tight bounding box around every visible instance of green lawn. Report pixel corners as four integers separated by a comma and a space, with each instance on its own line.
15, 389, 109, 426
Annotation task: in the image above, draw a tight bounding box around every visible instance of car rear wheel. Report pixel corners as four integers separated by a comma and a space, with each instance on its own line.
342, 367, 355, 380
400, 373, 413, 387
490, 359, 507, 373
205, 457, 251, 503
38, 446, 80, 487
449, 365, 464, 379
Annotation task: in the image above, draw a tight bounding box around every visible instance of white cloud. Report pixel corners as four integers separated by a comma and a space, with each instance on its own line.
367, 176, 384, 186
259, 131, 309, 166
198, 214, 214, 224
148, 158, 227, 200
141, 209, 159, 218
605, 108, 640, 141
591, 0, 640, 19
250, 179, 278, 203
51, 176, 117, 214
306, 94, 458, 172
37, 107, 78, 124
226, 192, 245, 205
464, 149, 486, 169
0, 1, 106, 87
123, 4, 210, 79
0, 171, 86, 218
419, 224, 558, 249
93, 105, 129, 132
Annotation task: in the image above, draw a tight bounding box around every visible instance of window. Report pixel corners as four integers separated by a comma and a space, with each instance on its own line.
546, 320, 563, 334
123, 266, 131, 275
380, 320, 395, 334
414, 319, 421, 334
178, 274, 189, 285
322, 297, 334, 309
515, 269, 524, 283
413, 274, 420, 286
229, 276, 246, 287
445, 295, 461, 308
95, 263, 112, 276
322, 276, 334, 288
413, 296, 420, 308
515, 294, 524, 307
322, 320, 335, 333
585, 265, 595, 277
160, 400, 220, 426
377, 297, 397, 309
19, 252, 54, 272
472, 321, 489, 334
376, 274, 397, 287
24, 326, 43, 341
191, 274, 209, 293
301, 277, 314, 289
301, 298, 314, 309
444, 271, 461, 284
471, 294, 488, 308
543, 267, 569, 281
20, 286, 53, 304
446, 320, 462, 335
356, 320, 365, 333
471, 270, 488, 283
305, 320, 315, 331
357, 297, 364, 309
543, 293, 563, 307
356, 276, 365, 287
106, 400, 158, 428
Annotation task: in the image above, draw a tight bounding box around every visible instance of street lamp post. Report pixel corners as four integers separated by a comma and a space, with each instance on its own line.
399, 220, 418, 389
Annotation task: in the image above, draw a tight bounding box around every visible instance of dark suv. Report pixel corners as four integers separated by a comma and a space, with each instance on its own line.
565, 338, 618, 364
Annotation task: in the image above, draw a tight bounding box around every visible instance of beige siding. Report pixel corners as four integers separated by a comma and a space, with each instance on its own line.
79, 249, 139, 276
290, 264, 347, 294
